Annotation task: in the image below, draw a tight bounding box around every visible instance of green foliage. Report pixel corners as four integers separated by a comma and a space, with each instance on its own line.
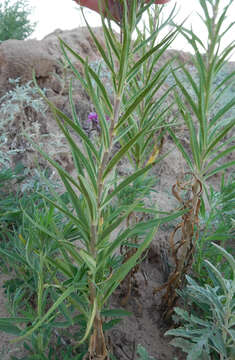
116, 174, 156, 206
0, 164, 59, 246
0, 0, 234, 358
0, 163, 25, 242
195, 173, 235, 278
169, 0, 235, 180
159, 0, 235, 319
0, 0, 36, 41
0, 193, 87, 357
116, 4, 177, 169
0, 78, 48, 166
136, 345, 156, 360
3, 1, 184, 357
0, 78, 47, 131
166, 244, 235, 360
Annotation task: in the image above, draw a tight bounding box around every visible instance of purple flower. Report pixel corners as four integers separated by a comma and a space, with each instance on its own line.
88, 112, 98, 124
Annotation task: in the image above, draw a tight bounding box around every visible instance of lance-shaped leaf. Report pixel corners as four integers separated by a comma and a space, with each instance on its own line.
84, 62, 110, 148
103, 127, 147, 178
12, 286, 76, 343
81, 10, 114, 75
129, 30, 176, 82
102, 227, 157, 305
61, 40, 113, 115
77, 174, 97, 222
38, 193, 89, 241
0, 318, 31, 335
101, 162, 154, 208
33, 72, 98, 161
79, 249, 96, 275
75, 298, 97, 347
117, 61, 171, 129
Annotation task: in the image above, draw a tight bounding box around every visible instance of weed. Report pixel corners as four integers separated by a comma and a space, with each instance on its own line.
195, 173, 235, 280
165, 243, 235, 360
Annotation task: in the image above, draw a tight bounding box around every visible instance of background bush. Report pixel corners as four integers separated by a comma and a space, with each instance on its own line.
0, 0, 36, 41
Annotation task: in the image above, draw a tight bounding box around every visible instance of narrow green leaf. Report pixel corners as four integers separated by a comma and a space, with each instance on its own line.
103, 127, 147, 178
117, 1, 131, 94
101, 18, 120, 61
101, 309, 132, 317
79, 249, 96, 275
38, 193, 89, 239
168, 128, 193, 171
212, 70, 235, 95
33, 71, 98, 160
56, 120, 97, 193
81, 11, 114, 75
84, 62, 110, 148
101, 162, 153, 207
212, 243, 235, 275
12, 286, 75, 343
117, 61, 170, 129
172, 70, 199, 119
204, 160, 235, 180
204, 260, 227, 294
47, 257, 76, 278
62, 40, 113, 114
129, 30, 176, 80
0, 323, 21, 335
102, 227, 157, 304
99, 202, 138, 244
209, 99, 235, 129
59, 40, 88, 92
21, 206, 56, 240
75, 299, 97, 347
0, 248, 28, 265
78, 174, 97, 221
59, 172, 90, 229
207, 120, 235, 155
203, 145, 235, 172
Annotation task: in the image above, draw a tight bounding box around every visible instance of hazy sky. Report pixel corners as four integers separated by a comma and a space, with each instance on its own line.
29, 0, 235, 58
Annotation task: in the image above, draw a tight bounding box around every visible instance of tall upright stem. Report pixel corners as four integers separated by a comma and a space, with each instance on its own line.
88, 94, 124, 360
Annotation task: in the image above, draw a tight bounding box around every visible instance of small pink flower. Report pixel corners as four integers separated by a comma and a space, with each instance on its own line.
88, 111, 100, 132
88, 112, 98, 123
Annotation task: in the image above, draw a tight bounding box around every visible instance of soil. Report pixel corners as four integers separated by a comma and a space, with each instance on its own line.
109, 244, 185, 360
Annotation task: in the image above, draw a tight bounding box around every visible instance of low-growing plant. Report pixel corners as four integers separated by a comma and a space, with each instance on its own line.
0, 163, 26, 243
0, 78, 47, 150
0, 196, 85, 358
136, 344, 156, 360
195, 173, 235, 279
165, 243, 235, 360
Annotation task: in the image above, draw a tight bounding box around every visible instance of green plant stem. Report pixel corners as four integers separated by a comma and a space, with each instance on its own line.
88, 86, 125, 359
38, 252, 44, 319
37, 253, 44, 353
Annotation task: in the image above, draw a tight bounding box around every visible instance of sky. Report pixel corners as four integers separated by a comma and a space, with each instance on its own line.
29, 0, 235, 59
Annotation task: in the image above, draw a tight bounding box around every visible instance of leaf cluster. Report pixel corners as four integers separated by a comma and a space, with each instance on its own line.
195, 173, 235, 278
166, 243, 235, 360
169, 0, 235, 180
